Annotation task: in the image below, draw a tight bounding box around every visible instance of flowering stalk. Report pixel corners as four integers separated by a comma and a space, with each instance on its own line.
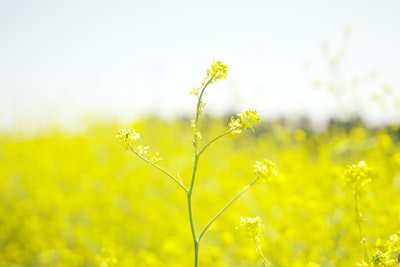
128, 144, 187, 191
198, 161, 277, 243
115, 128, 187, 191
116, 60, 276, 267
343, 161, 372, 266
188, 60, 229, 266
236, 216, 270, 266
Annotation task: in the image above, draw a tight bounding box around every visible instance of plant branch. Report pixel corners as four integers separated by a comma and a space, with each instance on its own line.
354, 191, 370, 266
198, 177, 260, 242
198, 130, 232, 156
128, 145, 188, 192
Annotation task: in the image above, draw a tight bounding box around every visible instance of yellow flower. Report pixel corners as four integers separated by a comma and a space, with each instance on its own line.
136, 145, 149, 156
254, 159, 278, 180
115, 128, 140, 149
206, 60, 228, 83
229, 110, 261, 134
343, 161, 371, 193
228, 118, 242, 134
236, 216, 271, 266
238, 110, 261, 131
371, 250, 394, 266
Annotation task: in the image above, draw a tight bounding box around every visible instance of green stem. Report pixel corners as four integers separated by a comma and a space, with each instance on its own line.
198, 130, 232, 156
354, 191, 370, 266
128, 145, 188, 192
259, 249, 269, 267
188, 154, 200, 267
188, 72, 221, 267
198, 177, 260, 242
187, 189, 199, 267
188, 81, 209, 267
252, 233, 269, 267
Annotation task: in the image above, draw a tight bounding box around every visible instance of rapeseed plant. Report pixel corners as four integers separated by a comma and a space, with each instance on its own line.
344, 161, 372, 266
236, 216, 270, 266
333, 129, 399, 266
116, 60, 276, 266
356, 231, 400, 266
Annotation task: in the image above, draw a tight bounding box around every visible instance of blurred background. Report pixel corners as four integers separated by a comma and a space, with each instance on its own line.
1, 0, 400, 132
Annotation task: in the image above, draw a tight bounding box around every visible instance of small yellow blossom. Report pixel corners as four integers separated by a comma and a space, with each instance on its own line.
371, 249, 394, 266
236, 216, 264, 242
366, 232, 400, 267
149, 152, 163, 163
191, 119, 202, 140
388, 232, 400, 252
254, 159, 278, 180
238, 110, 261, 131
236, 216, 270, 266
190, 87, 200, 96
343, 161, 371, 193
115, 128, 140, 149
136, 145, 149, 156
206, 60, 228, 83
229, 110, 261, 134
228, 118, 242, 134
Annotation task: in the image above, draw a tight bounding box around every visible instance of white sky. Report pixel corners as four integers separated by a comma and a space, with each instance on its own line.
1, 0, 400, 131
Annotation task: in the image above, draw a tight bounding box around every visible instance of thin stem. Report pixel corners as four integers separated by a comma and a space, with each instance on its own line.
198, 130, 232, 156
198, 177, 260, 242
187, 191, 199, 267
187, 155, 200, 267
259, 250, 269, 267
187, 75, 216, 267
252, 234, 269, 267
187, 72, 222, 267
354, 191, 370, 266
128, 145, 188, 192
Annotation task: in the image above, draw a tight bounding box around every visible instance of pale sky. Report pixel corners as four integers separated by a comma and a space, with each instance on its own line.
1, 0, 400, 131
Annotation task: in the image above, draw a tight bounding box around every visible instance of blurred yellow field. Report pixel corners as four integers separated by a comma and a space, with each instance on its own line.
1, 116, 399, 266
2, 1, 400, 266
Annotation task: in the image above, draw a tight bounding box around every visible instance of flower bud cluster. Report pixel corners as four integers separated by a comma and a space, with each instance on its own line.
229, 110, 261, 134
206, 60, 228, 84
343, 161, 371, 193
115, 128, 140, 149
236, 216, 264, 243
254, 159, 278, 181
190, 60, 228, 96
358, 232, 400, 267
115, 128, 162, 163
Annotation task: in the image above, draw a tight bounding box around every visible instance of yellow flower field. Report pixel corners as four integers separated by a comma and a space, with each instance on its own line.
1, 117, 399, 266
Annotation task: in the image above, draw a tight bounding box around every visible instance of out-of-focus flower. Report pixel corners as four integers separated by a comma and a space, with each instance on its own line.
115, 128, 140, 149
388, 232, 400, 252
238, 110, 261, 131
371, 249, 394, 266
343, 161, 371, 193
236, 216, 270, 266
236, 216, 264, 247
206, 60, 228, 84
95, 247, 118, 267
149, 152, 163, 163
254, 159, 278, 181
136, 145, 149, 156
229, 110, 261, 134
